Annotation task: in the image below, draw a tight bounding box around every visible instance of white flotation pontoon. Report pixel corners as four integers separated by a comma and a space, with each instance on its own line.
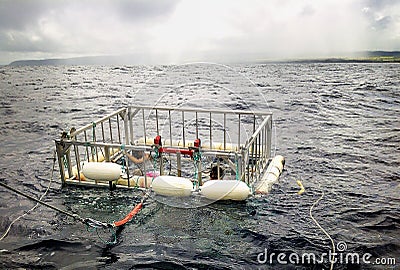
201, 180, 252, 201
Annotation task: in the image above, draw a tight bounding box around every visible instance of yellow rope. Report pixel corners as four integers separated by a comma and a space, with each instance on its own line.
309, 190, 335, 270
297, 180, 305, 195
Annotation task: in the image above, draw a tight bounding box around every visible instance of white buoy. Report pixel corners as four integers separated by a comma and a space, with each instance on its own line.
152, 175, 193, 197
200, 180, 251, 201
255, 155, 285, 194
81, 162, 121, 181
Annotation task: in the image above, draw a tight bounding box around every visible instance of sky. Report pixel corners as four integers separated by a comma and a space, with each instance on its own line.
0, 0, 399, 65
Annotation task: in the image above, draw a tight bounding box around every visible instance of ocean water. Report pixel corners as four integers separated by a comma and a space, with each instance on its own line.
0, 63, 399, 269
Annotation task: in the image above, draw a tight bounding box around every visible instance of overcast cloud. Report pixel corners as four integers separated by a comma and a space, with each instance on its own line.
0, 0, 399, 64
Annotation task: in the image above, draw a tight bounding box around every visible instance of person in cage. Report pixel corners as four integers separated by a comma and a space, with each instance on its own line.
126, 150, 151, 175
126, 150, 149, 164
210, 165, 224, 180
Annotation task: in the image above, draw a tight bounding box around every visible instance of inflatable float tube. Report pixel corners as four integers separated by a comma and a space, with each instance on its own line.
151, 175, 193, 197
117, 175, 152, 188
255, 155, 285, 194
65, 164, 86, 181
200, 180, 251, 201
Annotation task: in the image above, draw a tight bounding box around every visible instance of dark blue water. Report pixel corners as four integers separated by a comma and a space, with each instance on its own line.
0, 63, 399, 269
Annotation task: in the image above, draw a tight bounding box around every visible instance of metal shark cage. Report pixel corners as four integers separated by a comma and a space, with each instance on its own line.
55, 106, 273, 190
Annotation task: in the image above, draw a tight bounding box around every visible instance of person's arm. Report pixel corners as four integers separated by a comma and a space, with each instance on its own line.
126, 153, 144, 164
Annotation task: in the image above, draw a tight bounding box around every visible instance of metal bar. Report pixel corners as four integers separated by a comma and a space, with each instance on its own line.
197, 152, 202, 186
129, 107, 134, 145
55, 142, 66, 186
117, 114, 122, 144
256, 135, 260, 179
84, 131, 89, 162
65, 148, 73, 181
177, 151, 182, 177
143, 150, 147, 188
159, 150, 164, 176
156, 109, 159, 135
92, 123, 98, 162
266, 116, 272, 160
159, 147, 194, 156
74, 145, 82, 182
209, 112, 212, 149
253, 115, 256, 140
263, 125, 267, 165
223, 113, 226, 150
195, 111, 198, 139
142, 108, 146, 146
101, 122, 105, 143
217, 158, 220, 179
238, 113, 241, 151
104, 145, 110, 162
109, 118, 113, 144
124, 109, 130, 145
128, 105, 272, 117
123, 150, 131, 188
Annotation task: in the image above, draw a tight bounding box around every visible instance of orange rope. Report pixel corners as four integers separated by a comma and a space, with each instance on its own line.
113, 202, 143, 227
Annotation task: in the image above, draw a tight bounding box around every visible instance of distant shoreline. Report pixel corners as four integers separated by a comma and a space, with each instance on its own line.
268, 57, 400, 64
6, 51, 400, 66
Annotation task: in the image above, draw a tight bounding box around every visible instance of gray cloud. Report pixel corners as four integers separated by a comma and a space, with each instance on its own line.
364, 0, 398, 10
362, 0, 400, 32
299, 5, 315, 17
114, 0, 180, 22
0, 0, 399, 65
0, 0, 180, 62
0, 0, 51, 30
375, 15, 392, 29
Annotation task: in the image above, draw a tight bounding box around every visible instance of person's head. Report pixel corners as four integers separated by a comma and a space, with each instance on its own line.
210, 165, 224, 180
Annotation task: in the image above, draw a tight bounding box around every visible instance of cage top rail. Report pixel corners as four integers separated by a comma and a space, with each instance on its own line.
131, 105, 273, 116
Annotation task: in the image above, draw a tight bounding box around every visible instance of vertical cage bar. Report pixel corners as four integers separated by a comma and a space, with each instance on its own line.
124, 110, 130, 145
156, 109, 159, 135
142, 108, 146, 146
177, 152, 182, 177
169, 110, 172, 147
55, 142, 66, 186
101, 122, 105, 143
129, 107, 134, 145
195, 111, 198, 139
267, 115, 272, 159
84, 131, 89, 162
223, 113, 226, 150
108, 118, 113, 144
209, 112, 212, 149
92, 125, 98, 162
238, 113, 241, 150
74, 145, 82, 182
117, 114, 122, 144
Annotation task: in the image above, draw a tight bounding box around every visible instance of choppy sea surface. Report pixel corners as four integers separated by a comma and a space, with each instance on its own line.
0, 63, 399, 269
